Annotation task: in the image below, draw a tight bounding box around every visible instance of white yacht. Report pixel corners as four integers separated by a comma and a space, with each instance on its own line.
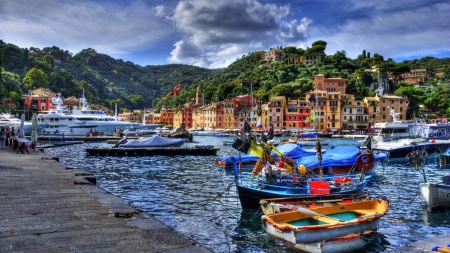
0, 113, 46, 136
38, 92, 139, 136
371, 109, 450, 159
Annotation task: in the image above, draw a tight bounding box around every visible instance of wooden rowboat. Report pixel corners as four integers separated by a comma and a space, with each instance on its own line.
261, 196, 388, 250
259, 193, 370, 215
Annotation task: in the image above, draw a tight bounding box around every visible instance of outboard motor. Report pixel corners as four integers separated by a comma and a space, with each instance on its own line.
115, 138, 128, 148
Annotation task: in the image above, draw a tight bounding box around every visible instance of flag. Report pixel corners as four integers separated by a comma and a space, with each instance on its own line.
162, 84, 181, 100
241, 119, 251, 133
305, 112, 316, 123
256, 117, 262, 128
248, 139, 263, 158
267, 124, 274, 139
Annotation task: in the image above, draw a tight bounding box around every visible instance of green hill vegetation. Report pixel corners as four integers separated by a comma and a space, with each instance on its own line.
1, 39, 450, 119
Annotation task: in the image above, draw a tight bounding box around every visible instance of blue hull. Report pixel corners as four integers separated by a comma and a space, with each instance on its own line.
236, 175, 367, 211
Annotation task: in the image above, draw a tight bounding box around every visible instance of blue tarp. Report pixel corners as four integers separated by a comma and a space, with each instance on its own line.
216, 143, 318, 165
294, 146, 387, 170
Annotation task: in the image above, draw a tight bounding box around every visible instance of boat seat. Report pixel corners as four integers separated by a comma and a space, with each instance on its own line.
313, 216, 341, 225
351, 209, 373, 216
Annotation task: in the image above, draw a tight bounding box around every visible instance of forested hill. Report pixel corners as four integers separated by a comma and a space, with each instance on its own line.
0, 40, 218, 110
1, 39, 450, 118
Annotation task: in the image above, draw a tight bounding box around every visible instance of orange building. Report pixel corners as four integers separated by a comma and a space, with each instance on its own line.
22, 88, 56, 111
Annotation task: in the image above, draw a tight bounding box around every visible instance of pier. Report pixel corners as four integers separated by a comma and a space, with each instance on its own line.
0, 148, 212, 253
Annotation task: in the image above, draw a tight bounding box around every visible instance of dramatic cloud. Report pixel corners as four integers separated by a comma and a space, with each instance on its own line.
0, 0, 448, 68
316, 2, 450, 59
277, 18, 313, 43
167, 0, 302, 68
0, 0, 175, 58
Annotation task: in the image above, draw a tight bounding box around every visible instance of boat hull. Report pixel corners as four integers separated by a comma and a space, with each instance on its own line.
281, 232, 373, 253
373, 141, 450, 159
420, 182, 450, 210
261, 198, 388, 246
263, 218, 380, 244
236, 179, 367, 211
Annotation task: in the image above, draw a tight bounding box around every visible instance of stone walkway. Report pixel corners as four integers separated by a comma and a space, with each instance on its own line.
0, 147, 212, 253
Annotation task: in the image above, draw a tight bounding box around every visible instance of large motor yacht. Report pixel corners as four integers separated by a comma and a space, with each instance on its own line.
38, 92, 140, 136
371, 109, 450, 159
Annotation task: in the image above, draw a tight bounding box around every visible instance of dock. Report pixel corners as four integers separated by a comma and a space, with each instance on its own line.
85, 146, 220, 156
0, 148, 212, 252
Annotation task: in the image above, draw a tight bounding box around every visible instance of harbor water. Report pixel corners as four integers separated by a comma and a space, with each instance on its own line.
42, 136, 450, 252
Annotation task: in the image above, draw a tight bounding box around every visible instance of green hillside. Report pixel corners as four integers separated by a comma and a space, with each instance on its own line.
1, 39, 450, 118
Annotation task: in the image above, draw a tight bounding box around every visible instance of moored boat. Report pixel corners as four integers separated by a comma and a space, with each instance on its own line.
117, 135, 186, 148
214, 143, 318, 169
261, 196, 388, 251
259, 193, 370, 215
419, 175, 450, 210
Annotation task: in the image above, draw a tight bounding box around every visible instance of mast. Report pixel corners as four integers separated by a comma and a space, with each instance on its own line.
143, 108, 146, 126
114, 103, 118, 121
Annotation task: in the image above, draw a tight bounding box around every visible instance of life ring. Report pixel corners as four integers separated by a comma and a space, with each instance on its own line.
356, 153, 375, 170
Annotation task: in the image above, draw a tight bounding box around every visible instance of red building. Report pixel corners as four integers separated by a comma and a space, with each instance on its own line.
22, 88, 56, 111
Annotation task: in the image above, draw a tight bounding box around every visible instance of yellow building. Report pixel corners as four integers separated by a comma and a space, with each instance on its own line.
305, 90, 327, 132
363, 96, 380, 128
173, 109, 183, 128
223, 100, 235, 130
192, 106, 205, 129
203, 103, 218, 129
374, 94, 409, 123
325, 91, 342, 132
341, 94, 368, 132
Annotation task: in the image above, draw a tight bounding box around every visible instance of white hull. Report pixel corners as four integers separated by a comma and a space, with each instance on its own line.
273, 233, 372, 253
191, 130, 216, 136
38, 92, 139, 136
420, 182, 450, 209
263, 216, 380, 244
296, 138, 331, 146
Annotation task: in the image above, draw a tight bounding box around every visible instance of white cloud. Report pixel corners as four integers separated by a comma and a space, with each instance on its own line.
0, 0, 175, 58
277, 18, 312, 43
311, 2, 450, 60
167, 0, 309, 68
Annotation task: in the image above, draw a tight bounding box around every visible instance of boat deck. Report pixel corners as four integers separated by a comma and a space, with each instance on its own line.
85, 146, 220, 156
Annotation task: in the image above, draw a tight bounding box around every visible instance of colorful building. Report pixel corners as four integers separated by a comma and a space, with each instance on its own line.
23, 88, 56, 111
268, 96, 286, 131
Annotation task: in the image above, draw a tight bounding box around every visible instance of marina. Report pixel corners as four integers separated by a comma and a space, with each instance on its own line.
35, 136, 450, 252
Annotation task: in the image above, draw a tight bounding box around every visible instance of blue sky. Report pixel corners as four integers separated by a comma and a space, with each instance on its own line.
1, 0, 449, 69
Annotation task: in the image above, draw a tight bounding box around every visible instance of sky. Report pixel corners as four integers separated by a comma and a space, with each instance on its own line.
1, 0, 449, 69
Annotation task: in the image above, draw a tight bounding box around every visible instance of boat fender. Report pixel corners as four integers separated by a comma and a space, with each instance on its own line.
356, 154, 375, 170
298, 165, 307, 175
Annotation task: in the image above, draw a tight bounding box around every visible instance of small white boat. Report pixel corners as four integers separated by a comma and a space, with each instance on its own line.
117, 135, 185, 148
191, 129, 216, 136
294, 138, 331, 146
420, 175, 450, 210
261, 197, 389, 252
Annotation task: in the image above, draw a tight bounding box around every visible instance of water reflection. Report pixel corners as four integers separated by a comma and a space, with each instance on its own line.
44, 137, 450, 252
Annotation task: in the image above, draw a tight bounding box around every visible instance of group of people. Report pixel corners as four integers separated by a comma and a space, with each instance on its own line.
0, 126, 15, 149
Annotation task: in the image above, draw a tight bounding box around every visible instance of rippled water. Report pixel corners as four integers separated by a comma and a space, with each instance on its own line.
43, 136, 450, 252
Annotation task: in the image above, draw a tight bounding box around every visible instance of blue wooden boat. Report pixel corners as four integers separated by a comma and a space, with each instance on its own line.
215, 143, 318, 169
234, 162, 368, 211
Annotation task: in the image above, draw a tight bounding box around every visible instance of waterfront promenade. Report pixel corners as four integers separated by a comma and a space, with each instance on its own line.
0, 148, 212, 253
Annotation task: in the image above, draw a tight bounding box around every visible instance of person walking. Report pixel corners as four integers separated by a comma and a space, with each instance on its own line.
1, 128, 6, 149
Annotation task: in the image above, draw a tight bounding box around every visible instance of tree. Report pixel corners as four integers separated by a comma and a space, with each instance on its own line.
311, 40, 327, 47
379, 61, 410, 91
23, 67, 49, 89
23, 48, 29, 69
282, 46, 298, 65
394, 86, 424, 118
